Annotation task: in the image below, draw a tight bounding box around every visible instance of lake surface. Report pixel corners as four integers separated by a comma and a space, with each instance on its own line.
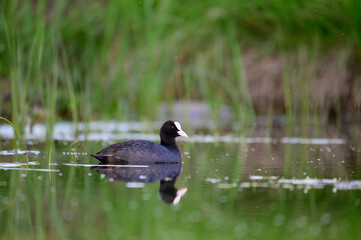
0, 121, 360, 240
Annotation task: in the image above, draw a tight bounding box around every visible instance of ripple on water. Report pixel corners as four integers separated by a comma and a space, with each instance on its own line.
0, 150, 40, 155
238, 176, 361, 191
0, 167, 60, 172
0, 121, 347, 145
126, 182, 145, 188
205, 175, 361, 191
63, 163, 148, 168
0, 162, 39, 167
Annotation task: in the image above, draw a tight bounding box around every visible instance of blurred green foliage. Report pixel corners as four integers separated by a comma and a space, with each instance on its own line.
0, 0, 360, 127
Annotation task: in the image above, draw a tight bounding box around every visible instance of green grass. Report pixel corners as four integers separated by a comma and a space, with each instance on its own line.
0, 0, 360, 132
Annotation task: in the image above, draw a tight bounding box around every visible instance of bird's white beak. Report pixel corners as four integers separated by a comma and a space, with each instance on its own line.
174, 121, 188, 138
177, 130, 188, 138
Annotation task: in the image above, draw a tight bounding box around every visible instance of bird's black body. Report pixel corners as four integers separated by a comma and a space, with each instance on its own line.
91, 120, 187, 163
91, 140, 182, 163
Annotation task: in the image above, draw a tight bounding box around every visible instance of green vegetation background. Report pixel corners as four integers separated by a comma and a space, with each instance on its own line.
1, 0, 360, 128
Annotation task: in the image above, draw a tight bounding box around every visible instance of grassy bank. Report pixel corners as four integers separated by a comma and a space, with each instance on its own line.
0, 0, 360, 129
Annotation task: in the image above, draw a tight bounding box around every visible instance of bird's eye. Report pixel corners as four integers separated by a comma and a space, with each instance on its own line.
171, 126, 175, 129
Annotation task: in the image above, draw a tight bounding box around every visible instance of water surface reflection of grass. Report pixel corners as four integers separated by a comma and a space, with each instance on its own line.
0, 123, 360, 239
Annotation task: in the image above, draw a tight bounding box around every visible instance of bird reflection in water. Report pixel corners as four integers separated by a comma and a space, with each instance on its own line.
91, 159, 187, 205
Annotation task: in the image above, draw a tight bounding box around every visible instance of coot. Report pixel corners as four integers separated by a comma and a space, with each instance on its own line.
91, 120, 188, 163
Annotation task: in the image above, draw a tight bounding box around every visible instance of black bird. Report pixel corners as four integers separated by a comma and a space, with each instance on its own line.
91, 120, 188, 163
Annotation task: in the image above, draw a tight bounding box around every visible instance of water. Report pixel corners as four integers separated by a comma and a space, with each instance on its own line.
0, 121, 360, 239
